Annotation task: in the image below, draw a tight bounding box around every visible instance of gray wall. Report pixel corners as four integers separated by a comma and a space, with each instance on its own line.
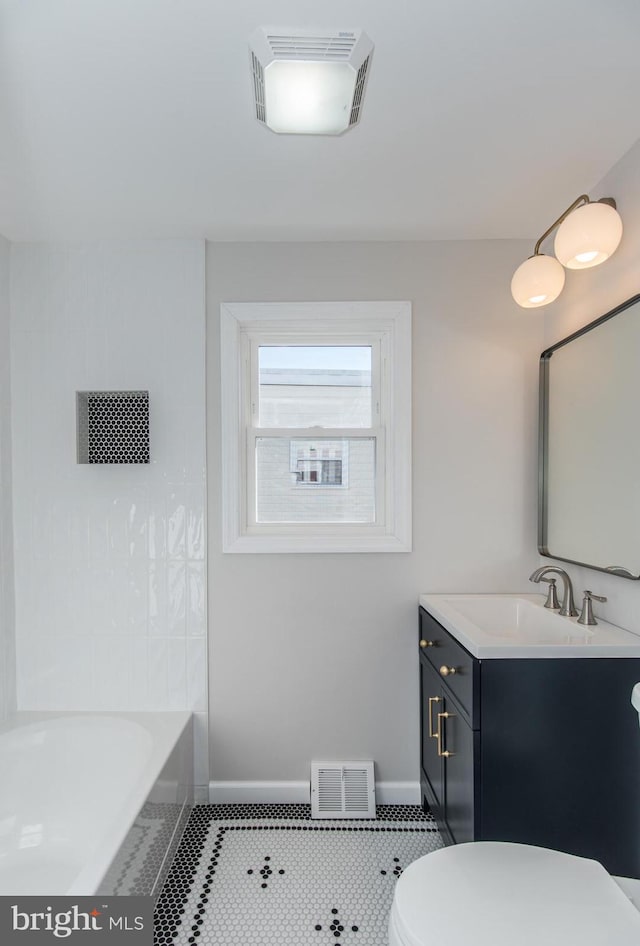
0, 233, 16, 721
542, 136, 640, 632
206, 239, 543, 786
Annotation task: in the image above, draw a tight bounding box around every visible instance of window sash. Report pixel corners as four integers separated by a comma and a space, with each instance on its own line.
246, 333, 383, 430
246, 428, 385, 530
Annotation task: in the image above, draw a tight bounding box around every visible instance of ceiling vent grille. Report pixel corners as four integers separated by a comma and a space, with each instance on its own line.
311, 761, 376, 819
349, 56, 371, 126
265, 33, 358, 61
250, 52, 266, 122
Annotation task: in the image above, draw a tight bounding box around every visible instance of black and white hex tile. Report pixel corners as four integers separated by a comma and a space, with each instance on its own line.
154, 804, 443, 946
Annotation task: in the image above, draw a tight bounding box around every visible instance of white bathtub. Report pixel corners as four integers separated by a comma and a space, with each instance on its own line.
0, 711, 193, 896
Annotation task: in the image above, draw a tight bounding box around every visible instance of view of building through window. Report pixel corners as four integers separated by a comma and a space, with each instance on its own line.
256, 346, 375, 522
290, 440, 346, 486
259, 346, 372, 427
256, 437, 375, 523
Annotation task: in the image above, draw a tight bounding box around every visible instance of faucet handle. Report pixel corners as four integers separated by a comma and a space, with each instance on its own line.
577, 590, 607, 627
539, 577, 560, 610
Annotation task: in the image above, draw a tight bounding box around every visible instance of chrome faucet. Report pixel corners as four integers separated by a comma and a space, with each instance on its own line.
577, 590, 607, 626
529, 566, 578, 617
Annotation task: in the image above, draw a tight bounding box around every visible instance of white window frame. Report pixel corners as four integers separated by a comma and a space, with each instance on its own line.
220, 301, 411, 553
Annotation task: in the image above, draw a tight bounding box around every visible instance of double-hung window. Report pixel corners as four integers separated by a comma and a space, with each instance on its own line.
221, 302, 411, 552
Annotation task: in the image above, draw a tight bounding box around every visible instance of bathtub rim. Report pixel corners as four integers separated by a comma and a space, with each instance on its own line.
0, 710, 193, 896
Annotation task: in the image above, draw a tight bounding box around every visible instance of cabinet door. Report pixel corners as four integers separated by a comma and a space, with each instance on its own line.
439, 690, 477, 844
420, 654, 444, 807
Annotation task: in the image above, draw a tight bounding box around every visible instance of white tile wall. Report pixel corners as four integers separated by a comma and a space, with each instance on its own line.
10, 240, 208, 788
0, 234, 16, 722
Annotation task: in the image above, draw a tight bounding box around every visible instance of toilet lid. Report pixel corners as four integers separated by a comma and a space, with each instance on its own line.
392, 842, 640, 946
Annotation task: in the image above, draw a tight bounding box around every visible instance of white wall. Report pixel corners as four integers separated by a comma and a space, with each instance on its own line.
541, 137, 640, 633
207, 239, 544, 793
10, 240, 209, 792
0, 234, 16, 722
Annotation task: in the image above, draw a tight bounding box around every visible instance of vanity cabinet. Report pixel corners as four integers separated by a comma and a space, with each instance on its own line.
420, 656, 478, 843
419, 605, 640, 878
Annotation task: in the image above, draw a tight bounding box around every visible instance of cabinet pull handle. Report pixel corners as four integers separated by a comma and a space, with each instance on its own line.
428, 696, 441, 738
420, 639, 435, 648
437, 711, 456, 758
439, 665, 457, 677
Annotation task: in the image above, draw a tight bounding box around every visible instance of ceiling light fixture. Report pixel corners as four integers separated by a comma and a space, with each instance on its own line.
511, 195, 623, 309
249, 28, 374, 135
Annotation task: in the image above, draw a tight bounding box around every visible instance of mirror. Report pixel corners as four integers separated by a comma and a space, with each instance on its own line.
539, 293, 640, 579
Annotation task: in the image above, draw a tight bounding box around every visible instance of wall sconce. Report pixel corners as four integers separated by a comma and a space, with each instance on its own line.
511, 195, 623, 309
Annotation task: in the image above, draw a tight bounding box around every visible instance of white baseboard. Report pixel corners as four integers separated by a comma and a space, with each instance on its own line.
375, 781, 421, 805
208, 780, 420, 806
209, 781, 310, 804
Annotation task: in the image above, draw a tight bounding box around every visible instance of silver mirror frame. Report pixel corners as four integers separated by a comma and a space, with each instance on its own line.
538, 292, 640, 580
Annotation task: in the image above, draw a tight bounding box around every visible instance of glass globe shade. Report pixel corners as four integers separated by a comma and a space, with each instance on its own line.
511, 254, 565, 308
263, 60, 358, 134
554, 201, 623, 270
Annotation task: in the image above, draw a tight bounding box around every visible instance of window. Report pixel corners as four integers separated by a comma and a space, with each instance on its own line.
220, 302, 411, 552
290, 441, 346, 487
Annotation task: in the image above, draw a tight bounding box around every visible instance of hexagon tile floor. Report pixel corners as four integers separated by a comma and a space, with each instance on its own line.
154, 804, 443, 946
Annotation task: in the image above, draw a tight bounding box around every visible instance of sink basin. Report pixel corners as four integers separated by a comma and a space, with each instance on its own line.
442, 595, 591, 642
418, 593, 640, 658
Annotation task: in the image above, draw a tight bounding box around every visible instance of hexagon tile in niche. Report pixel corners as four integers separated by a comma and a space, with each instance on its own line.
76, 390, 150, 464
154, 804, 443, 946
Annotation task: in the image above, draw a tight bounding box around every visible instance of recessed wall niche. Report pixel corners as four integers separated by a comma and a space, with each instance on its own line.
76, 390, 150, 464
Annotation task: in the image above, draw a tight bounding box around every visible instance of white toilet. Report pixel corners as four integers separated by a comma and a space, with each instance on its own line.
390, 684, 640, 946
388, 842, 640, 946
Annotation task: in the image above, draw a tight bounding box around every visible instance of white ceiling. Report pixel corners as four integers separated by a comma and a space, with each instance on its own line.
1, 0, 639, 242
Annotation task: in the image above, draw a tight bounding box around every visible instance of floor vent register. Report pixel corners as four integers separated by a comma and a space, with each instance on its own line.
311, 761, 376, 819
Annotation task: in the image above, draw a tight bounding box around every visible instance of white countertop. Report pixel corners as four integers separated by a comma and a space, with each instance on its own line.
419, 593, 640, 659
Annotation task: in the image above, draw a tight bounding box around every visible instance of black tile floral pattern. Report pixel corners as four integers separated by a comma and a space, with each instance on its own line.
154, 804, 442, 945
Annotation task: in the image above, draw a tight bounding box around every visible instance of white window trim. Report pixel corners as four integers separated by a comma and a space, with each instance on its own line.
220, 301, 411, 553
